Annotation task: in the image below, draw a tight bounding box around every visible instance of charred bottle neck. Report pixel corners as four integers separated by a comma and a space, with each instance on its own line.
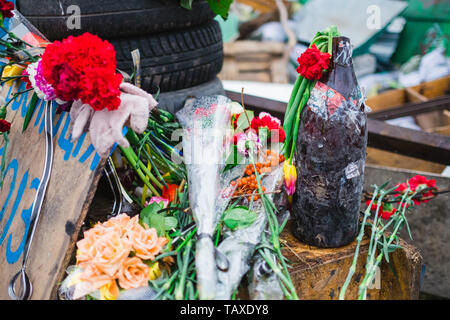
320, 36, 359, 101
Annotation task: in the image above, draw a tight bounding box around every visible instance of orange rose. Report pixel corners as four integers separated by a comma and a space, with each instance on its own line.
79, 263, 113, 290
127, 224, 168, 260
103, 214, 138, 236
76, 224, 107, 264
90, 229, 131, 277
117, 257, 150, 290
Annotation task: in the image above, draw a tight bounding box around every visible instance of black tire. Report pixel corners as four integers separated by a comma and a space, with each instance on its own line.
157, 77, 225, 114
112, 20, 223, 93
16, 0, 215, 41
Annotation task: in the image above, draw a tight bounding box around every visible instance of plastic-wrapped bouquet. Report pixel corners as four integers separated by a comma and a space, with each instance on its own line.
176, 95, 232, 299
59, 213, 167, 300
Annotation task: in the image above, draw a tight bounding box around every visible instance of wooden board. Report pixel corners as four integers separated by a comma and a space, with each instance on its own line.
224, 41, 285, 56
0, 82, 105, 299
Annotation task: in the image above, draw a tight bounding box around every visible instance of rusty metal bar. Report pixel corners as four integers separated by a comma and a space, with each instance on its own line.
367, 118, 450, 165
226, 90, 450, 165
368, 95, 450, 120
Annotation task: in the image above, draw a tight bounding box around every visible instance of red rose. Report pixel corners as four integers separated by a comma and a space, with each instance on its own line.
0, 119, 11, 132
0, 0, 14, 19
296, 44, 331, 80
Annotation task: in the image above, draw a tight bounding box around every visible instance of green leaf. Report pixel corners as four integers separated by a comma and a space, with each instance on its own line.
164, 216, 178, 230
149, 214, 166, 236
140, 202, 162, 222
235, 110, 254, 132
223, 206, 257, 230
22, 93, 39, 133
140, 201, 178, 235
207, 0, 233, 19
140, 202, 165, 235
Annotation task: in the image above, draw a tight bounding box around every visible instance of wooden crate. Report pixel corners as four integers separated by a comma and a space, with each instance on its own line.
365, 75, 450, 174
218, 40, 288, 83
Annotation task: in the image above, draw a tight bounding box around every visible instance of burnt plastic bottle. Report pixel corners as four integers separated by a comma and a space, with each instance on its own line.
291, 36, 368, 248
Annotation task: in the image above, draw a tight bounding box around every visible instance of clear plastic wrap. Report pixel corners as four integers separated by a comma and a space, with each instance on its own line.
176, 95, 232, 300
247, 254, 284, 300
215, 165, 284, 300
247, 207, 289, 300
2, 10, 48, 56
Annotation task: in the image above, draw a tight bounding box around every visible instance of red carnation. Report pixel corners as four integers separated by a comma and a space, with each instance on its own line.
78, 69, 122, 111
21, 68, 32, 90
41, 32, 122, 111
51, 63, 81, 102
0, 0, 14, 19
250, 114, 285, 143
365, 200, 396, 220
296, 44, 331, 80
0, 119, 11, 132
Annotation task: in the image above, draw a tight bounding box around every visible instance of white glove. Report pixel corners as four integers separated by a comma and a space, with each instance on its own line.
70, 82, 158, 158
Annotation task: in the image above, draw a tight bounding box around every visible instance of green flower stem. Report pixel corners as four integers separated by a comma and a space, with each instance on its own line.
124, 143, 163, 191
174, 238, 193, 300
364, 183, 402, 279
339, 188, 379, 300
288, 82, 314, 160
359, 190, 389, 300
0, 38, 23, 52
0, 132, 9, 188
175, 228, 197, 253
137, 159, 164, 191
0, 24, 36, 49
249, 157, 298, 300
146, 137, 185, 181
286, 75, 303, 115
142, 148, 169, 189
357, 191, 414, 299
259, 248, 297, 300
153, 270, 179, 299
283, 77, 307, 158
310, 36, 328, 46
327, 34, 333, 55
118, 145, 159, 197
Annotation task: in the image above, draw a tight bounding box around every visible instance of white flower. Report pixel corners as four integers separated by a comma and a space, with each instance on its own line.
237, 130, 261, 156
228, 102, 244, 116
